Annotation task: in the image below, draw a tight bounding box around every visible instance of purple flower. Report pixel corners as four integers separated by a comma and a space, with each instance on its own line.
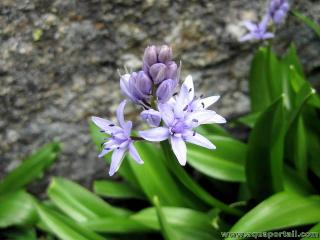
138, 75, 226, 166
158, 45, 172, 63
120, 71, 152, 106
169, 75, 221, 114
140, 109, 162, 127
240, 15, 274, 42
156, 79, 178, 103
142, 45, 178, 84
268, 0, 290, 25
92, 100, 143, 176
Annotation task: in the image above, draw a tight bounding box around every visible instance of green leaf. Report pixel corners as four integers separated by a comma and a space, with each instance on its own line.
283, 167, 316, 196
36, 203, 106, 240
196, 124, 231, 137
187, 135, 247, 182
285, 83, 315, 177
249, 46, 284, 113
127, 141, 198, 208
249, 47, 272, 112
246, 96, 285, 201
93, 180, 145, 199
308, 130, 320, 178
303, 222, 320, 239
228, 192, 320, 236
160, 140, 243, 216
236, 112, 261, 128
48, 177, 130, 222
0, 142, 60, 195
1, 228, 37, 240
0, 190, 37, 228
153, 196, 177, 240
81, 217, 152, 233
292, 11, 320, 38
132, 206, 219, 240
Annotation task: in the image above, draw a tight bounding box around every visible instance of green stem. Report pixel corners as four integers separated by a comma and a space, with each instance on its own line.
160, 140, 244, 217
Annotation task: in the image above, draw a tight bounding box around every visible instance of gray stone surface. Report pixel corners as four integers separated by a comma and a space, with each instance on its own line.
0, 0, 319, 189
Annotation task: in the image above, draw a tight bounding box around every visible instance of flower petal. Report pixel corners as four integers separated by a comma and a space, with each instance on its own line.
98, 148, 112, 158
109, 147, 126, 176
186, 110, 226, 125
129, 143, 144, 164
183, 130, 216, 149
116, 100, 127, 129
196, 96, 220, 109
91, 116, 119, 133
170, 136, 187, 166
138, 127, 169, 142
182, 75, 194, 102
120, 74, 137, 102
242, 21, 257, 31
158, 103, 174, 126
140, 109, 162, 127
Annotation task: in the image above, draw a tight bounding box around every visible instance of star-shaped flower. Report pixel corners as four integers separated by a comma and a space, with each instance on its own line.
138, 76, 226, 165
92, 100, 143, 176
240, 15, 274, 42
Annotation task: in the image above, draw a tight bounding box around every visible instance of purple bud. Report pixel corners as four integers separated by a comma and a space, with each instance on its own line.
165, 61, 178, 80
268, 0, 289, 25
120, 71, 152, 104
156, 79, 177, 103
158, 45, 172, 63
150, 63, 167, 84
136, 71, 152, 95
140, 109, 162, 127
143, 45, 157, 71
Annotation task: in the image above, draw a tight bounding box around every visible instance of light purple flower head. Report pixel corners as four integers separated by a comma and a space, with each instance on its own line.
120, 71, 152, 106
92, 100, 143, 176
268, 0, 290, 25
142, 45, 178, 85
139, 75, 226, 166
240, 15, 274, 42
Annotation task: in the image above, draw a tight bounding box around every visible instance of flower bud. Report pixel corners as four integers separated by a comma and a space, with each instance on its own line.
268, 0, 289, 25
120, 73, 138, 103
158, 45, 172, 63
143, 45, 157, 71
165, 61, 178, 80
150, 63, 167, 84
156, 79, 177, 103
129, 71, 152, 100
140, 109, 162, 127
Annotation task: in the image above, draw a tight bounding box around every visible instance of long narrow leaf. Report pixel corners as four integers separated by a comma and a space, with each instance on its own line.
94, 180, 145, 199
160, 140, 243, 216
0, 142, 60, 195
0, 190, 37, 228
246, 96, 285, 201
187, 135, 247, 182
36, 203, 106, 240
48, 177, 130, 222
228, 192, 320, 237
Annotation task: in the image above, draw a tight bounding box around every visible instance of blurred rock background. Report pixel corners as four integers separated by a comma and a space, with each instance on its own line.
1, 0, 319, 191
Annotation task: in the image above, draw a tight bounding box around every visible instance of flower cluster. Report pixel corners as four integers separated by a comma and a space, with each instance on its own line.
240, 0, 290, 42
92, 45, 226, 176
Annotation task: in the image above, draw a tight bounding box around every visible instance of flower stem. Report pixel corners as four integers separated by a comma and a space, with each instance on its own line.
160, 140, 244, 217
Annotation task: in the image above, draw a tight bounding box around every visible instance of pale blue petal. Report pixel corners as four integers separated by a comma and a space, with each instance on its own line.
139, 127, 169, 142
129, 143, 144, 164
183, 130, 216, 149
109, 148, 126, 176
158, 103, 174, 126
170, 136, 187, 166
